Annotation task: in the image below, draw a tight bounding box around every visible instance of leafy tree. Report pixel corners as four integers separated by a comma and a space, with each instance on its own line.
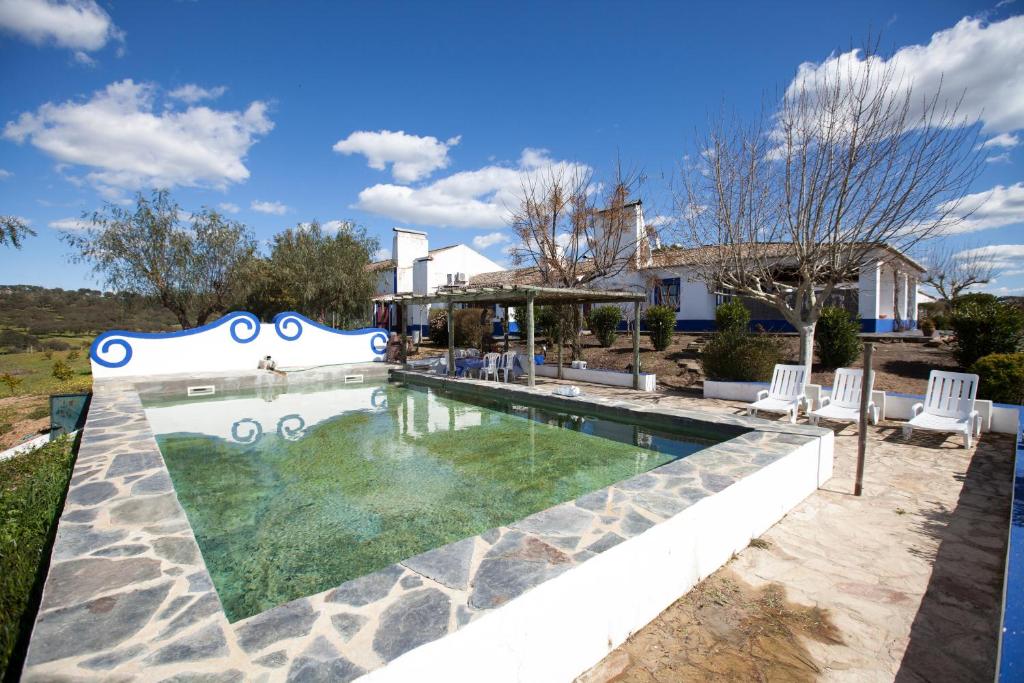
1, 373, 23, 395
0, 216, 35, 248
252, 220, 379, 327
61, 190, 257, 329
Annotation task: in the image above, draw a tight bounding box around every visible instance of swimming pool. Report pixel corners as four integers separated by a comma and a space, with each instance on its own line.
142, 380, 733, 621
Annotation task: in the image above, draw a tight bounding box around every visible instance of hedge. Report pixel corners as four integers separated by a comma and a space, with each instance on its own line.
0, 437, 76, 679
950, 295, 1024, 368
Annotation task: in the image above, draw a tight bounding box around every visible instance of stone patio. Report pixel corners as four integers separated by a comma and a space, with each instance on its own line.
559, 380, 1015, 682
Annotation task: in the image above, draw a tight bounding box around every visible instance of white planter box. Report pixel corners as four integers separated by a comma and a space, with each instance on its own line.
534, 364, 656, 391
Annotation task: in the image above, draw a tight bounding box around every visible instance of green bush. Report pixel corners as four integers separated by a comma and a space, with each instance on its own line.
588, 306, 622, 347
950, 297, 1024, 367
701, 329, 786, 381
51, 360, 74, 382
427, 307, 489, 348
971, 353, 1024, 405
0, 437, 76, 678
715, 299, 750, 334
815, 307, 863, 369
0, 374, 22, 396
66, 349, 80, 362
645, 305, 677, 351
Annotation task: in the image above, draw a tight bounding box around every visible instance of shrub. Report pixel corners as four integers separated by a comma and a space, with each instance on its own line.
971, 353, 1024, 405
950, 297, 1024, 367
66, 350, 80, 362
42, 340, 71, 352
701, 329, 786, 381
715, 299, 750, 334
427, 307, 448, 346
427, 307, 489, 348
0, 330, 39, 353
815, 307, 863, 369
42, 350, 52, 360
645, 305, 677, 351
588, 306, 622, 347
1, 373, 22, 396
0, 438, 76, 678
51, 360, 74, 382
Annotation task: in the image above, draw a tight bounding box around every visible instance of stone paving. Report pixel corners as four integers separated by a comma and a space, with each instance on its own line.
22, 370, 831, 682
562, 380, 1015, 682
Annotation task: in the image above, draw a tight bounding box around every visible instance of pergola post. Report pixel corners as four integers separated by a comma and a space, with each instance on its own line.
399, 304, 407, 364
447, 301, 455, 377
526, 291, 535, 388
632, 299, 641, 390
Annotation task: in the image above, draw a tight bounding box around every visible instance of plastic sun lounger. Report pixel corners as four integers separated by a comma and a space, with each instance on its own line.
808, 367, 878, 428
746, 364, 807, 424
902, 370, 981, 448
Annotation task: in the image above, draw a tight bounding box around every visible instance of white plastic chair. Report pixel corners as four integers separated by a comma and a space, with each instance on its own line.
902, 370, 981, 448
808, 368, 878, 428
500, 351, 518, 382
746, 364, 807, 424
479, 353, 500, 380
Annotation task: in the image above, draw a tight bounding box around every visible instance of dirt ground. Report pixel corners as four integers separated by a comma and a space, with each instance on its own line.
577, 566, 843, 683
411, 332, 960, 395
0, 394, 51, 450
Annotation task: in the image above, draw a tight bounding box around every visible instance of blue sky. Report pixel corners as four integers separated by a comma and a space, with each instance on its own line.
1, 0, 1023, 294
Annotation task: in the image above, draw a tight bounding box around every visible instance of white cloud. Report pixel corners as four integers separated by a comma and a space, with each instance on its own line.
333, 129, 460, 183
374, 247, 392, 261
0, 0, 123, 51
48, 216, 89, 230
981, 132, 1019, 149
251, 200, 288, 215
939, 182, 1024, 234
353, 148, 591, 229
218, 202, 240, 214
0, 169, 10, 179
72, 49, 95, 66
986, 152, 1011, 164
472, 231, 511, 249
786, 15, 1024, 136
168, 84, 227, 104
3, 80, 273, 196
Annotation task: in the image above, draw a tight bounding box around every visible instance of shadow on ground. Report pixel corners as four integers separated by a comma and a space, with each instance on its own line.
894, 434, 1013, 682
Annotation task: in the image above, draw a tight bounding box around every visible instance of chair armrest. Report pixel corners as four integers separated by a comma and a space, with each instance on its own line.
818, 396, 831, 408
911, 402, 924, 416
755, 389, 769, 401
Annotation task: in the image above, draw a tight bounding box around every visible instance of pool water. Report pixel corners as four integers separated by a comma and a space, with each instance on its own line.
143, 381, 727, 621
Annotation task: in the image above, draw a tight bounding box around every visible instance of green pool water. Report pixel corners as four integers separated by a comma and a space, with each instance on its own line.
144, 381, 725, 621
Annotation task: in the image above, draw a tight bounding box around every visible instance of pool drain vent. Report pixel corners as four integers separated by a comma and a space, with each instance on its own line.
344, 375, 364, 384
187, 385, 216, 397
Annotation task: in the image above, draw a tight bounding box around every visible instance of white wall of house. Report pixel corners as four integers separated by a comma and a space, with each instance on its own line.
393, 228, 428, 295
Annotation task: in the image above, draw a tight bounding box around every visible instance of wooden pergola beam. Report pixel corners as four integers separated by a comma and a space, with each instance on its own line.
376, 284, 644, 308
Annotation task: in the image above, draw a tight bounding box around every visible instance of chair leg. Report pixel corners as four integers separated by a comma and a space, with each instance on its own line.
964, 429, 972, 449
789, 408, 797, 424
902, 425, 912, 440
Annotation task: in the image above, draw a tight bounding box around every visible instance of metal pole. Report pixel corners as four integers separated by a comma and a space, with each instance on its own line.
632, 299, 641, 390
526, 292, 535, 388
447, 301, 455, 378
854, 342, 874, 496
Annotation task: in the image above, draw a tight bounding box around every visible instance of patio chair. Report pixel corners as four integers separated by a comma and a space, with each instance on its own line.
479, 353, 500, 380
807, 367, 878, 428
902, 370, 981, 448
746, 364, 807, 424
500, 351, 518, 382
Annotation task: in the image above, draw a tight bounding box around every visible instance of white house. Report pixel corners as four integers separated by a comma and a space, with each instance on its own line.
466, 202, 925, 334
370, 227, 504, 336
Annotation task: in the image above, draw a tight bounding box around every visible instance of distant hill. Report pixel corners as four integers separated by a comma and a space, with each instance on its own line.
0, 285, 179, 341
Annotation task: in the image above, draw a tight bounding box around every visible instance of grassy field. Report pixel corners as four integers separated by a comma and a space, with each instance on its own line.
0, 348, 92, 450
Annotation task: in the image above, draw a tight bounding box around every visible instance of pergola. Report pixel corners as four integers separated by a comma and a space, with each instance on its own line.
378, 284, 647, 389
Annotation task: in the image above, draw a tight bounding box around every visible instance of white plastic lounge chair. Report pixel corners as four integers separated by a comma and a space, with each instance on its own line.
479, 353, 500, 380
747, 364, 807, 424
902, 370, 981, 448
808, 367, 878, 427
500, 351, 518, 382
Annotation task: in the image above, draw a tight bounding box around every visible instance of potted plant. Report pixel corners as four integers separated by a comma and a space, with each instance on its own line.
920, 318, 935, 337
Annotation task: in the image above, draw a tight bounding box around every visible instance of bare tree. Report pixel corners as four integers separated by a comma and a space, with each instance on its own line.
675, 45, 982, 374
1, 215, 35, 248
508, 163, 646, 357
921, 243, 998, 302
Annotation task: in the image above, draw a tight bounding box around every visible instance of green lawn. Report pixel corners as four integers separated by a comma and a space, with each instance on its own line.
0, 437, 77, 679
0, 349, 92, 446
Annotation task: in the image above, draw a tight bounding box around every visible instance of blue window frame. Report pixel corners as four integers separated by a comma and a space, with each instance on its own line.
651, 277, 681, 312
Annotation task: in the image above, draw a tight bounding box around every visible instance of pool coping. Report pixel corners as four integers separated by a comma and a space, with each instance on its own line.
22, 367, 832, 681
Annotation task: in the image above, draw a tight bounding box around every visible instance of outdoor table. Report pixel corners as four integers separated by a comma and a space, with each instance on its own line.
454, 358, 485, 377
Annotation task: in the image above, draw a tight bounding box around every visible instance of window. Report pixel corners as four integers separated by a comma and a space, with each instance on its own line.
651, 278, 681, 311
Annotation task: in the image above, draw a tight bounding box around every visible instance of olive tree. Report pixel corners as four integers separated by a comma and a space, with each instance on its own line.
921, 243, 998, 303
62, 190, 257, 329
675, 47, 982, 375
1, 215, 35, 248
